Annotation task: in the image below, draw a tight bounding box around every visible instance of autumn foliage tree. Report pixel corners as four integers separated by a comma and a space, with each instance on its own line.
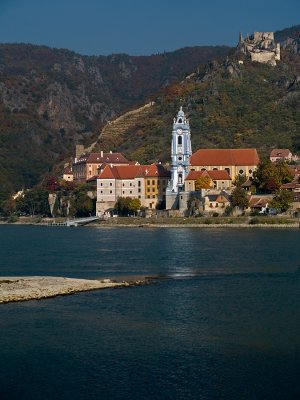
195, 176, 211, 190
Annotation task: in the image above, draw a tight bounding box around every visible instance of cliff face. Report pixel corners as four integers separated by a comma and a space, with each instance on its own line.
0, 44, 230, 193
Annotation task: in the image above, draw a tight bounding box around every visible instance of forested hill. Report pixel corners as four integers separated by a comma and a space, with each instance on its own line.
95, 26, 300, 164
0, 43, 230, 196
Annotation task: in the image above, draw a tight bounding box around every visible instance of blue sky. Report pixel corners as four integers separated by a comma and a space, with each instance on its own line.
0, 0, 299, 56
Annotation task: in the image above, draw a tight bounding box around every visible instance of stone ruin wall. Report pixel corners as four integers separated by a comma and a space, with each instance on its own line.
238, 31, 280, 66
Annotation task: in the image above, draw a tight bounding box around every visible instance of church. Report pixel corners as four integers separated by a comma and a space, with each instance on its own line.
165, 107, 259, 213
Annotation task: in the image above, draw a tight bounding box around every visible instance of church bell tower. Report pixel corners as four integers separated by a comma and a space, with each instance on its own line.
166, 107, 192, 209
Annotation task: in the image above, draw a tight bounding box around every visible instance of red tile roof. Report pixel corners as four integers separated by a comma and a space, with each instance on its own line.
190, 149, 259, 166
87, 152, 129, 164
270, 149, 291, 158
99, 163, 170, 180
186, 169, 231, 181
249, 195, 272, 208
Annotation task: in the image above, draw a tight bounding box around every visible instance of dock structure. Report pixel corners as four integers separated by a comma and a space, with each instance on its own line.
48, 216, 100, 227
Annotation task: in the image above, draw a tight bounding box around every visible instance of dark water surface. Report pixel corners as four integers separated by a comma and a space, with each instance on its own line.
0, 225, 299, 399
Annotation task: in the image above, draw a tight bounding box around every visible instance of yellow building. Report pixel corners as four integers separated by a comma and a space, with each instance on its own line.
189, 149, 259, 180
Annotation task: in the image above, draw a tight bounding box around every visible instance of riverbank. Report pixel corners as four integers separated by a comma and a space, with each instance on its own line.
0, 276, 148, 304
0, 216, 299, 228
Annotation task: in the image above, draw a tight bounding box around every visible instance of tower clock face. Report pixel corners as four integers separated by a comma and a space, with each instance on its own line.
177, 128, 182, 134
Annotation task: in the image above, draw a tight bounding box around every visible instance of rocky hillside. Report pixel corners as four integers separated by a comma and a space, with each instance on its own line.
0, 43, 230, 196
93, 27, 300, 164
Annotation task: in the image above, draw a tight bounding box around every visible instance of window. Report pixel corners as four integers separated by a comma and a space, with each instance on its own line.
239, 169, 244, 175
178, 156, 182, 161
201, 168, 206, 171
100, 183, 103, 186
110, 182, 112, 186
110, 190, 112, 194
152, 188, 155, 192
163, 180, 165, 185
122, 191, 125, 195
147, 188, 150, 193
138, 189, 141, 193
225, 168, 230, 174
138, 195, 141, 199
130, 191, 132, 194
130, 183, 132, 187
178, 174, 182, 184
147, 180, 150, 185
138, 181, 141, 187
152, 180, 155, 185
213, 168, 218, 170
249, 169, 253, 174
178, 136, 182, 145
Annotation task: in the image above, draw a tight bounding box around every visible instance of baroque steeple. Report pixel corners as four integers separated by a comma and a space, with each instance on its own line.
168, 107, 192, 193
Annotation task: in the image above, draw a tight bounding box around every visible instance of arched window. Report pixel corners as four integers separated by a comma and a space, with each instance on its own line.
178, 173, 182, 183
178, 118, 182, 123
178, 136, 182, 145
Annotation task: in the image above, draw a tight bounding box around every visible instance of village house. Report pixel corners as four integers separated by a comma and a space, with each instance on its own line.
73, 151, 131, 182
202, 191, 231, 213
270, 149, 295, 163
62, 165, 74, 182
247, 195, 273, 214
189, 149, 259, 180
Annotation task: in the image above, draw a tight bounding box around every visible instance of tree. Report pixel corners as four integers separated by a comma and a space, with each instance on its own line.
253, 160, 293, 193
195, 176, 211, 190
231, 186, 249, 209
70, 192, 94, 217
269, 190, 293, 213
17, 187, 50, 216
114, 197, 132, 216
1, 197, 16, 216
233, 174, 247, 187
128, 198, 141, 215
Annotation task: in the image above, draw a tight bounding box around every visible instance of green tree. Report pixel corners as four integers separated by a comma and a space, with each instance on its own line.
114, 197, 132, 216
233, 174, 247, 187
128, 198, 141, 215
231, 186, 249, 209
269, 190, 293, 213
17, 187, 50, 216
70, 192, 94, 217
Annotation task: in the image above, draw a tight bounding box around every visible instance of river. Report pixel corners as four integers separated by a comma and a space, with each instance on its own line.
0, 225, 299, 399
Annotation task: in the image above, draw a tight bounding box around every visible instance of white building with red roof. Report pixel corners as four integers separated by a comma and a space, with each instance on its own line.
270, 149, 293, 163
96, 163, 170, 214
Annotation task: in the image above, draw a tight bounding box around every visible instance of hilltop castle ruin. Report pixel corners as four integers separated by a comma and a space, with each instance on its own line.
238, 32, 280, 66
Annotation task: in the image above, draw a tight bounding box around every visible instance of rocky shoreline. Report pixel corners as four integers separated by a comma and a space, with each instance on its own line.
0, 276, 148, 304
